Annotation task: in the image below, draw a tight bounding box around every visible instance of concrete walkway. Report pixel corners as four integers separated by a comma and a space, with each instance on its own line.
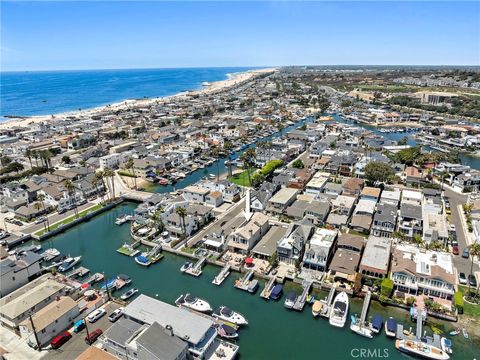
0, 326, 47, 360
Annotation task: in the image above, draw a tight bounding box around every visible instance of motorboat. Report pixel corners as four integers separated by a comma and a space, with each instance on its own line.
350, 316, 373, 339
440, 338, 453, 355
212, 306, 248, 325
329, 291, 349, 328
41, 248, 60, 261
115, 215, 128, 225
312, 300, 322, 317
101, 278, 117, 292
175, 294, 212, 313
216, 324, 238, 339
448, 328, 460, 336
120, 288, 138, 300
117, 274, 132, 285
180, 261, 193, 272
385, 317, 397, 338
269, 284, 283, 300
370, 314, 383, 334
134, 254, 151, 267
284, 292, 297, 309
462, 328, 468, 339
58, 256, 81, 272
395, 339, 450, 360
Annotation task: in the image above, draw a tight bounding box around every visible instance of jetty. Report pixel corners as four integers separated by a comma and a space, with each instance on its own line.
260, 276, 276, 299
234, 269, 258, 293
185, 256, 206, 277
359, 291, 372, 325
117, 241, 141, 257
85, 272, 104, 285
319, 286, 336, 318
212, 263, 231, 285
293, 280, 312, 311
67, 266, 90, 279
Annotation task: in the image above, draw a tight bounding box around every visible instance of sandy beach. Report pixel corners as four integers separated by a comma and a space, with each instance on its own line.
0, 67, 276, 131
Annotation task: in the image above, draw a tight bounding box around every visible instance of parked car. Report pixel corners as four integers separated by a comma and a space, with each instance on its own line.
85, 329, 103, 345
34, 217, 46, 224
462, 248, 470, 259
459, 272, 467, 285
87, 308, 106, 323
108, 307, 124, 322
50, 332, 72, 349
452, 245, 459, 255
449, 224, 456, 232
73, 319, 85, 333
468, 274, 477, 288
13, 219, 23, 226
57, 208, 67, 214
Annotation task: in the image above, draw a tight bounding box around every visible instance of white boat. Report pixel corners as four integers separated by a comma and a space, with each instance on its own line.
216, 324, 238, 339
115, 215, 128, 225
395, 339, 450, 360
180, 261, 192, 272
312, 300, 322, 317
462, 328, 468, 339
120, 288, 138, 300
350, 316, 373, 338
41, 248, 60, 261
58, 256, 81, 272
284, 292, 297, 309
212, 306, 248, 326
175, 294, 212, 313
440, 338, 453, 355
329, 291, 349, 328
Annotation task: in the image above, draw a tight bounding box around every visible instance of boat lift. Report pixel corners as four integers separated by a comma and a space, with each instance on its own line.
185, 256, 206, 277
212, 263, 231, 285
260, 276, 276, 299
234, 269, 258, 293
293, 280, 313, 311
320, 285, 336, 318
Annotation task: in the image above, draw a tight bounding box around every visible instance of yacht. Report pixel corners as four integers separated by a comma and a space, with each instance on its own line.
385, 317, 397, 338
350, 316, 373, 338
175, 294, 212, 313
395, 339, 450, 360
212, 306, 248, 325
120, 288, 138, 300
216, 324, 238, 339
58, 256, 81, 272
329, 291, 349, 328
180, 261, 192, 273
284, 292, 297, 309
41, 248, 60, 261
440, 338, 453, 355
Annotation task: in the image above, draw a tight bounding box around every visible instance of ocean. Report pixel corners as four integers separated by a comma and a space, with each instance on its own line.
0, 67, 257, 119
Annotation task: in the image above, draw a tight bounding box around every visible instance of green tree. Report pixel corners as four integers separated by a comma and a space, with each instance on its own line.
397, 136, 408, 146
240, 148, 256, 187
8, 162, 24, 174
61, 155, 71, 164
37, 194, 50, 231
317, 95, 330, 113
467, 242, 480, 298
103, 168, 115, 200
175, 207, 188, 247
63, 180, 79, 218
412, 234, 424, 248
251, 173, 265, 188
292, 159, 304, 169
24, 149, 33, 168
364, 161, 394, 184
125, 157, 137, 190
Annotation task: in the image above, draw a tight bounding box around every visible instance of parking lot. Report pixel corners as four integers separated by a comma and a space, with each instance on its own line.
47, 301, 121, 360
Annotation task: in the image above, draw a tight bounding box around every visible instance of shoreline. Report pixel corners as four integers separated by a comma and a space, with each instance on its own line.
0, 67, 277, 131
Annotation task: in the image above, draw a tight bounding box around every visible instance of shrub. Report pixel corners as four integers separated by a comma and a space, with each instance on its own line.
406, 297, 416, 306
381, 278, 394, 298
258, 160, 284, 177
454, 291, 464, 314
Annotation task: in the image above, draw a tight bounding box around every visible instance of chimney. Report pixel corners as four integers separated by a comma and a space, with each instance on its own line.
165, 325, 174, 336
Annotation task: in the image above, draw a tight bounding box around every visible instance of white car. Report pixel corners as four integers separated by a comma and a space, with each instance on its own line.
108, 307, 124, 322
87, 308, 106, 323
449, 224, 456, 232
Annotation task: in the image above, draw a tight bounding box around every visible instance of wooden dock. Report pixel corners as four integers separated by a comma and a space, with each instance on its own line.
359, 291, 371, 325
260, 276, 276, 299
293, 280, 312, 311
319, 286, 336, 318
67, 267, 90, 279
212, 263, 231, 285
234, 269, 258, 293
185, 256, 206, 277
85, 272, 104, 285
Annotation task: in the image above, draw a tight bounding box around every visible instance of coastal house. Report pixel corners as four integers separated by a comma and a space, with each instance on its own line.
349, 198, 376, 233
267, 187, 299, 214
0, 251, 43, 298
453, 171, 480, 193
250, 183, 278, 212
205, 191, 223, 208
359, 236, 393, 279
304, 171, 330, 198
390, 245, 455, 301
165, 212, 196, 239
227, 212, 270, 255
342, 177, 364, 197
182, 186, 211, 204
398, 203, 423, 239
326, 195, 356, 228
360, 186, 381, 202
379, 189, 401, 207
277, 222, 314, 265
251, 226, 288, 261
302, 228, 338, 272
371, 203, 398, 238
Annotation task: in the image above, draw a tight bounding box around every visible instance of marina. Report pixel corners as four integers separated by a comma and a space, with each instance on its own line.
184, 256, 207, 277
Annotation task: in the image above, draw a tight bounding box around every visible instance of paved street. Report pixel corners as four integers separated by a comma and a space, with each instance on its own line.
47, 302, 121, 360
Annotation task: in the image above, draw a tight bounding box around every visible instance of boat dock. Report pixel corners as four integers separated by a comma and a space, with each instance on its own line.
260, 276, 276, 299
212, 263, 231, 285
319, 286, 336, 318
179, 305, 239, 331
234, 269, 258, 293
359, 291, 372, 325
185, 256, 206, 277
85, 272, 104, 285
293, 280, 312, 311
117, 241, 141, 257
67, 267, 90, 278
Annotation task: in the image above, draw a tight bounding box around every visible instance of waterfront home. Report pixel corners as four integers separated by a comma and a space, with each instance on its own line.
391, 245, 455, 302
277, 222, 314, 265
102, 319, 188, 360
165, 212, 196, 238
267, 187, 299, 214
326, 195, 356, 228
182, 185, 211, 204
302, 228, 338, 272
99, 152, 131, 170
0, 275, 68, 330
19, 296, 79, 347
371, 203, 398, 238
0, 251, 43, 297
198, 180, 241, 203
336, 233, 365, 253
205, 191, 223, 207
398, 203, 423, 239
227, 212, 270, 255
123, 295, 234, 359
359, 236, 392, 279
328, 248, 362, 290
251, 225, 288, 261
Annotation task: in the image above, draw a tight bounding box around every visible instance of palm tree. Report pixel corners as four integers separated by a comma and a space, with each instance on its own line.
175, 207, 188, 247
467, 242, 480, 298
94, 172, 106, 203
240, 147, 256, 187
150, 210, 164, 232
103, 168, 115, 200
440, 171, 449, 190
125, 157, 137, 190
33, 201, 47, 232
32, 150, 40, 167
412, 234, 424, 248
37, 194, 50, 231
64, 180, 78, 217
25, 149, 33, 168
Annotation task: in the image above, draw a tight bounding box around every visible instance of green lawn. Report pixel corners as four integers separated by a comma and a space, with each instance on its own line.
228, 169, 255, 187
35, 204, 103, 236
457, 285, 480, 317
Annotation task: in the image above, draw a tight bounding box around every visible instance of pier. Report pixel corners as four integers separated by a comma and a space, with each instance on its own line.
234, 269, 258, 293
260, 276, 276, 299
212, 263, 231, 285
185, 256, 207, 277
67, 266, 90, 279
359, 291, 372, 325
293, 280, 312, 311
319, 286, 336, 318
85, 272, 104, 285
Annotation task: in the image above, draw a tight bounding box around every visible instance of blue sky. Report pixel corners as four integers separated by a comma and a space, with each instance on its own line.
1, 1, 479, 71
